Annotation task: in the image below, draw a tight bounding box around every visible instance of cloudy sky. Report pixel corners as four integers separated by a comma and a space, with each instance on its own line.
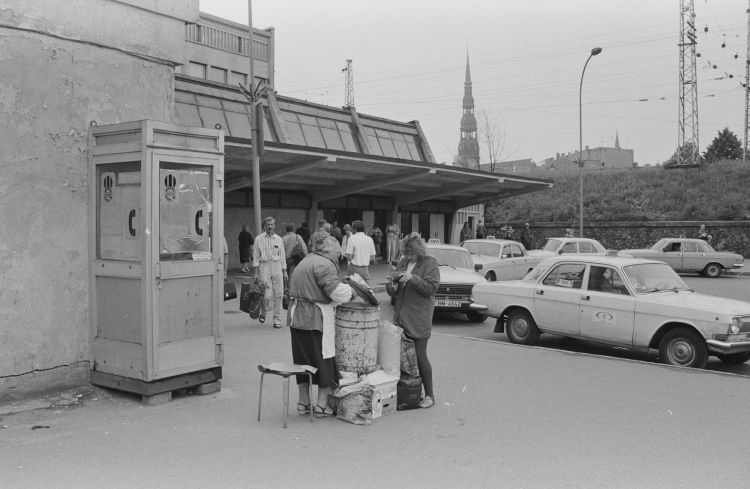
200, 0, 748, 166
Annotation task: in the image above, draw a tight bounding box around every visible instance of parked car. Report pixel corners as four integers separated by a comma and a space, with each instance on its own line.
424, 243, 488, 322
620, 238, 744, 278
471, 254, 750, 368
461, 239, 544, 282
528, 237, 608, 257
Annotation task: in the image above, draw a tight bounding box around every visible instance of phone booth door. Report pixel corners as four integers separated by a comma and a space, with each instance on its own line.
153, 155, 222, 379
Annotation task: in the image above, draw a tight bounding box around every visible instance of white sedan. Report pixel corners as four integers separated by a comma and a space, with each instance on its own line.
461, 239, 543, 282
471, 254, 750, 368
528, 237, 608, 257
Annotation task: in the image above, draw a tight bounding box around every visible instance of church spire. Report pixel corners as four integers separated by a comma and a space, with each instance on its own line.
614, 131, 620, 149
456, 51, 479, 169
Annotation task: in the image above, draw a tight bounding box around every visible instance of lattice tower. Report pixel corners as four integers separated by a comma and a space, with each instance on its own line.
343, 59, 354, 108
678, 0, 700, 165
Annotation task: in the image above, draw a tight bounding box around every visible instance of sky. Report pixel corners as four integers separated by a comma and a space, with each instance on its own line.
199, 0, 749, 167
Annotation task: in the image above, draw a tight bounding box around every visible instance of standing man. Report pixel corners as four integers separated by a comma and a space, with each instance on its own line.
386, 218, 401, 263
308, 219, 330, 250
253, 217, 288, 328
345, 220, 376, 284
475, 219, 486, 239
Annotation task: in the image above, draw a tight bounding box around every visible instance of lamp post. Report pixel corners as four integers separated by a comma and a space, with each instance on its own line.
578, 47, 602, 238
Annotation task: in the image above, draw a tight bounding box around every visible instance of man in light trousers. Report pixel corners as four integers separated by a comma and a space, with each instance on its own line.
253, 217, 288, 328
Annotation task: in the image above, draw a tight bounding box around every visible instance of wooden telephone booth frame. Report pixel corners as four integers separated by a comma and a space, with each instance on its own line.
88, 120, 224, 403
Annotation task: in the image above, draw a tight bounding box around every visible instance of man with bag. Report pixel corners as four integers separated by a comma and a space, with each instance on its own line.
253, 217, 288, 328
282, 222, 308, 280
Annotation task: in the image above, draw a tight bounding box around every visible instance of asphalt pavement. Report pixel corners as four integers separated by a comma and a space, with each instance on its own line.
3, 259, 750, 488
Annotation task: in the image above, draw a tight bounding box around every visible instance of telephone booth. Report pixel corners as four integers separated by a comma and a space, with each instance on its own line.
88, 120, 224, 402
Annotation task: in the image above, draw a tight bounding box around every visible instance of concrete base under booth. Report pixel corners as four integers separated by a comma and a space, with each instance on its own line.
90, 367, 222, 405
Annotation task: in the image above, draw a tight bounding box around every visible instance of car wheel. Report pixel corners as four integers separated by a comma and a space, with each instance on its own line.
703, 263, 722, 278
717, 352, 750, 364
505, 309, 540, 345
466, 311, 488, 323
485, 271, 496, 282
658, 328, 708, 368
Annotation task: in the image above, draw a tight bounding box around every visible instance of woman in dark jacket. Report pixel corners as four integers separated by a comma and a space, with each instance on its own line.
238, 224, 254, 273
386, 233, 440, 408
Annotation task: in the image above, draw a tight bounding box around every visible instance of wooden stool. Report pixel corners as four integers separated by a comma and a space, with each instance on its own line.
257, 362, 317, 428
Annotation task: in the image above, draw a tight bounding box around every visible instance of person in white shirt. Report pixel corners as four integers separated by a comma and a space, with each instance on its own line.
345, 220, 376, 284
252, 217, 288, 328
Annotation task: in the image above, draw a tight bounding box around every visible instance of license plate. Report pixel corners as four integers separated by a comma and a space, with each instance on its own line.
435, 299, 462, 307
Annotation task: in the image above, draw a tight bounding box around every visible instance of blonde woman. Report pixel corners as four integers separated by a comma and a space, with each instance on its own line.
386, 233, 440, 408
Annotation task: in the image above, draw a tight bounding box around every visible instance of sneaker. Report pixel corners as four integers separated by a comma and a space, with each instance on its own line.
419, 396, 434, 409
273, 323, 282, 329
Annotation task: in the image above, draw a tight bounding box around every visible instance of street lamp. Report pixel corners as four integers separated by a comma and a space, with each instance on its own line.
578, 46, 602, 238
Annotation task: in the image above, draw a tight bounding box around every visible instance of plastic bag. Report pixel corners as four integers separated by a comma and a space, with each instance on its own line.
400, 335, 420, 377
240, 278, 266, 318
397, 374, 422, 411
329, 382, 373, 425
378, 320, 403, 377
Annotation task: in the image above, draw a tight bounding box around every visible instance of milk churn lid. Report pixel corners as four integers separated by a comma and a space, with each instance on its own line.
346, 278, 379, 306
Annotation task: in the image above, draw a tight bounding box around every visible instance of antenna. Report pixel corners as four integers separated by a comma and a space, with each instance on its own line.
678, 0, 700, 166
342, 59, 354, 108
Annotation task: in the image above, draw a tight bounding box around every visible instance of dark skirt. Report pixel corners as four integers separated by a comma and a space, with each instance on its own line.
290, 328, 338, 387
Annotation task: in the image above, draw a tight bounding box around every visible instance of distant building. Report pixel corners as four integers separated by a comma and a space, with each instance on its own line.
480, 158, 537, 173
542, 132, 635, 171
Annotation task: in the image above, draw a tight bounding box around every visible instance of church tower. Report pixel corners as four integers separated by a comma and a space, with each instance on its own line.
455, 52, 480, 169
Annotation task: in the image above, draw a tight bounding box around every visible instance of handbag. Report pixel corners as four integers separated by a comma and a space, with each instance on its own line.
223, 281, 237, 301
282, 277, 290, 310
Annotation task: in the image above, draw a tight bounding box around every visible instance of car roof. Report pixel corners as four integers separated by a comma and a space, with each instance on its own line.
545, 237, 603, 244
463, 239, 520, 245
427, 243, 469, 252
536, 254, 664, 268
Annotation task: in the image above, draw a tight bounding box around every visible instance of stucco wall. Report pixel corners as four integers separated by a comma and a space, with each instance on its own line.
488, 221, 750, 257
0, 1, 196, 397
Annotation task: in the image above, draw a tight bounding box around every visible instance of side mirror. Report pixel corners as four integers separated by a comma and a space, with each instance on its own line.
474, 264, 483, 272
558, 249, 564, 255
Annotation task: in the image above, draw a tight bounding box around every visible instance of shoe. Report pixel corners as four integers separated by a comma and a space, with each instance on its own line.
313, 405, 334, 418
419, 396, 434, 409
273, 323, 282, 329
258, 315, 265, 323
296, 403, 310, 414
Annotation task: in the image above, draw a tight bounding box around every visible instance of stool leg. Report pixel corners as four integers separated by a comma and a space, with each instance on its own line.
257, 372, 265, 422
282, 375, 290, 429
307, 372, 314, 423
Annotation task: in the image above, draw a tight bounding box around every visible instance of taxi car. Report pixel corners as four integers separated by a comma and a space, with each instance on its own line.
426, 244, 488, 322
462, 239, 544, 282
528, 237, 608, 257
471, 254, 750, 368
620, 238, 744, 277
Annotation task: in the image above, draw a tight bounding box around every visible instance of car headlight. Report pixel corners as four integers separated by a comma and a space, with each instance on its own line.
729, 317, 742, 334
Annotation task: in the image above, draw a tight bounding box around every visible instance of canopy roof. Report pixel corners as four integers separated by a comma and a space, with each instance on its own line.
174, 75, 552, 211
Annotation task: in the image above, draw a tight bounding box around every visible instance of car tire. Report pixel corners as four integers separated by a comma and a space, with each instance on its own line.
466, 311, 488, 323
505, 309, 540, 345
703, 263, 722, 278
716, 352, 750, 364
485, 271, 496, 282
658, 328, 708, 368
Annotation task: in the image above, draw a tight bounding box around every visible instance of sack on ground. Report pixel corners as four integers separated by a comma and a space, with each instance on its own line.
400, 335, 420, 377
224, 282, 237, 301
329, 382, 373, 425
397, 374, 422, 411
378, 320, 403, 377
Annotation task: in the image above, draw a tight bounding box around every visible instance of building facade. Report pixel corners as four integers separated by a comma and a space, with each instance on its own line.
542, 133, 635, 171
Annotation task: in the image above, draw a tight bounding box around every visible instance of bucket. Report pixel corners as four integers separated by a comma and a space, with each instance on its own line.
335, 302, 380, 374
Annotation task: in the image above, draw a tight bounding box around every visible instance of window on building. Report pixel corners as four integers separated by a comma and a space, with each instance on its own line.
186, 61, 207, 79
229, 71, 247, 86
208, 67, 228, 84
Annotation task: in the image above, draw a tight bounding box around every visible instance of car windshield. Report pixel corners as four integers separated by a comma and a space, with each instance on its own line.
650, 239, 669, 251
542, 239, 562, 252
623, 263, 692, 293
463, 242, 501, 257
428, 248, 474, 269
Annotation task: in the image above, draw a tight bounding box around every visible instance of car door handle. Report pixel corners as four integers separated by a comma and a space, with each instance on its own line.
581, 295, 590, 301
535, 290, 544, 295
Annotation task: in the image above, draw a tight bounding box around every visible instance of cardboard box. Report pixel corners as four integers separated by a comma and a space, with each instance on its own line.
371, 379, 397, 418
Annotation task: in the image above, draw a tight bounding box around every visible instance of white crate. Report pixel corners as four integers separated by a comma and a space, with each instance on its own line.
371, 380, 397, 419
